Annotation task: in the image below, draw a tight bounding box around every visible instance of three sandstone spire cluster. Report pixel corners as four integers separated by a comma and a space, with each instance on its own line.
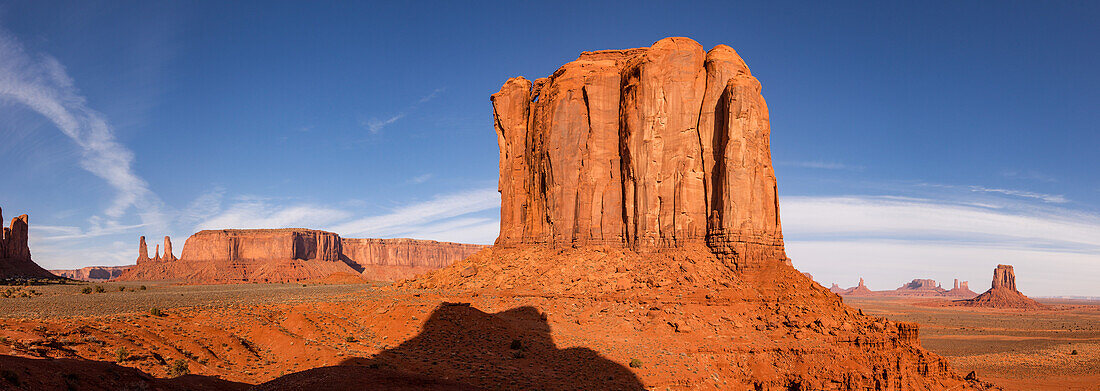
493, 37, 782, 254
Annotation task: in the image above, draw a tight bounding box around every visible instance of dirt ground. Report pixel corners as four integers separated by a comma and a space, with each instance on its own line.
844, 296, 1100, 390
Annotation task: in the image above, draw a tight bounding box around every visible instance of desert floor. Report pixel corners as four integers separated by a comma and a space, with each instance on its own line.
844, 296, 1100, 390
1, 281, 1096, 389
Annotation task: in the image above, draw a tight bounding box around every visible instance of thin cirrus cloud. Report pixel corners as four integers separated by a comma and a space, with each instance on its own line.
0, 29, 164, 229
362, 88, 445, 134
780, 195, 1100, 296
192, 187, 501, 244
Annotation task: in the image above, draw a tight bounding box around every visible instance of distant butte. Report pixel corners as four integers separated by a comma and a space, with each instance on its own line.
957, 264, 1044, 309
115, 229, 486, 283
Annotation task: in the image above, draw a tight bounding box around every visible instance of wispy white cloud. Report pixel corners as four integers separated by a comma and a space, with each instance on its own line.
781, 195, 1100, 296
967, 185, 1067, 203
191, 187, 500, 244
407, 173, 433, 184
362, 88, 445, 134
330, 188, 498, 238
180, 186, 226, 224
195, 198, 352, 231
0, 29, 164, 228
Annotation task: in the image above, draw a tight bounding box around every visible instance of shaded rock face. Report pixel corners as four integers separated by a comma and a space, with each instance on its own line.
0, 207, 56, 279
492, 37, 784, 267
341, 238, 487, 281
50, 266, 132, 281
116, 229, 485, 283
959, 264, 1043, 309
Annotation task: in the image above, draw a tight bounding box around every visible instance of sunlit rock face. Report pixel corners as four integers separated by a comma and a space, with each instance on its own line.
492, 37, 783, 267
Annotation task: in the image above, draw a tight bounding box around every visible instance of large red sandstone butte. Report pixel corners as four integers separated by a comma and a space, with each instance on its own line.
958, 264, 1043, 309
115, 229, 486, 283
407, 37, 984, 389
0, 206, 56, 279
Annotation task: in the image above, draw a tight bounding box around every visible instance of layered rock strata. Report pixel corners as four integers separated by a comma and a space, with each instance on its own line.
0, 206, 56, 279
115, 229, 485, 283
958, 264, 1043, 309
491, 37, 784, 268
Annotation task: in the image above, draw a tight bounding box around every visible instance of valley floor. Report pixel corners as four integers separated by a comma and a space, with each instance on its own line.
844, 296, 1100, 390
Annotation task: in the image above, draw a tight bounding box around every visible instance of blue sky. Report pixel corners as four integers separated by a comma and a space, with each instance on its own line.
0, 1, 1097, 296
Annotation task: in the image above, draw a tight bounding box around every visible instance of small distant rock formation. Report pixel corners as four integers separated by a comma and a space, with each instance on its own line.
836, 277, 978, 299
829, 283, 846, 294
957, 265, 1043, 309
114, 229, 486, 283
890, 279, 947, 297
945, 278, 978, 299
840, 277, 875, 296
0, 206, 57, 279
50, 265, 132, 281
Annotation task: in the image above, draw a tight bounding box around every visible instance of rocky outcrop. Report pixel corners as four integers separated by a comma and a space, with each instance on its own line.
115, 229, 485, 283
51, 265, 132, 281
0, 206, 57, 279
829, 283, 846, 294
409, 38, 979, 390
491, 37, 784, 269
958, 265, 1043, 309
840, 277, 876, 296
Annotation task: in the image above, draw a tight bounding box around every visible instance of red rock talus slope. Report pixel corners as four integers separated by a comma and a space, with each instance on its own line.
116, 230, 485, 283
341, 238, 487, 281
958, 264, 1043, 309
408, 37, 984, 389
0, 206, 57, 279
50, 265, 132, 281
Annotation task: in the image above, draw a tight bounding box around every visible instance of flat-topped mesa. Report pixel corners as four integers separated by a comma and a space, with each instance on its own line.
116, 229, 485, 283
0, 207, 58, 279
492, 37, 784, 267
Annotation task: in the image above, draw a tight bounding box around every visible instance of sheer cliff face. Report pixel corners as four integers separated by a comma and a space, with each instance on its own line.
341, 238, 487, 269
179, 229, 343, 264
0, 206, 57, 279
492, 37, 782, 256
